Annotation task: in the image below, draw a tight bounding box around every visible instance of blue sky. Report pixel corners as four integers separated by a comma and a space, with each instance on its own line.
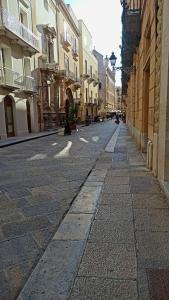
65, 0, 122, 86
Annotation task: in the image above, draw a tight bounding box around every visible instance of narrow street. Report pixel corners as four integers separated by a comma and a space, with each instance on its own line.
1, 0, 169, 298
0, 121, 117, 299
15, 123, 169, 300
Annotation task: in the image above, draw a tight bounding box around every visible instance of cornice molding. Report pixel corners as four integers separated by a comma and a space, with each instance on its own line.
57, 0, 80, 37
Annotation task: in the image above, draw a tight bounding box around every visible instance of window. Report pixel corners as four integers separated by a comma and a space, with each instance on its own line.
74, 63, 78, 80
48, 41, 54, 63
44, 0, 48, 11
63, 21, 68, 42
85, 60, 87, 74
74, 39, 77, 52
72, 37, 77, 52
90, 66, 92, 77
19, 10, 28, 27
64, 54, 69, 77
86, 88, 88, 102
99, 82, 102, 90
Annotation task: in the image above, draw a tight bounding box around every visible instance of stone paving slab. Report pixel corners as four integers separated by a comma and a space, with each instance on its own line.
132, 193, 169, 209
106, 169, 130, 177
17, 240, 85, 300
137, 269, 150, 300
0, 235, 41, 271
69, 277, 138, 300
104, 176, 130, 185
136, 231, 169, 269
134, 208, 169, 231
53, 214, 93, 241
95, 205, 133, 222
103, 184, 131, 194
78, 243, 137, 279
0, 208, 25, 225
88, 220, 135, 244
1, 216, 53, 240
100, 193, 132, 207
69, 186, 102, 214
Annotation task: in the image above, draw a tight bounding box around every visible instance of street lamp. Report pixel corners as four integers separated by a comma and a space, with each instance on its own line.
109, 52, 117, 68
109, 51, 136, 74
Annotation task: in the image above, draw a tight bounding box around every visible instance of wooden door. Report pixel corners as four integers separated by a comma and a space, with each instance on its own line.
4, 97, 15, 137
26, 101, 32, 133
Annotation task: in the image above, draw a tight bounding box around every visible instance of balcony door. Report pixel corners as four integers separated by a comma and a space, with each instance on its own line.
4, 96, 15, 138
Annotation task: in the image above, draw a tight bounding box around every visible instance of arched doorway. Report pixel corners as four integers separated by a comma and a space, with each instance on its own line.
4, 96, 15, 138
26, 100, 32, 133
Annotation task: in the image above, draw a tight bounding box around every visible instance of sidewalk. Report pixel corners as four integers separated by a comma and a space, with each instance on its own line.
0, 130, 58, 148
18, 124, 169, 300
0, 124, 87, 148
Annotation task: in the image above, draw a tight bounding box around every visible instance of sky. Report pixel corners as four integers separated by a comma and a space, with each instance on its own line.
65, 0, 122, 86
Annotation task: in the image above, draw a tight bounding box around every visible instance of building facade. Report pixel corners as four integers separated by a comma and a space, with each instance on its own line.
56, 0, 81, 122
121, 0, 156, 160
0, 0, 39, 140
121, 0, 169, 194
93, 50, 116, 116
93, 50, 106, 117
0, 0, 101, 139
115, 86, 122, 111
32, 0, 59, 131
78, 20, 99, 122
106, 66, 116, 113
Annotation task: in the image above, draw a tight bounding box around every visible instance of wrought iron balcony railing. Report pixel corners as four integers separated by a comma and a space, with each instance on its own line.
72, 49, 79, 61
39, 61, 59, 71
61, 33, 71, 52
0, 8, 39, 53
0, 67, 37, 92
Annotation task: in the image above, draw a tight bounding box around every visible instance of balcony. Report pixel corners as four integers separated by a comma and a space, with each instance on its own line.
0, 8, 39, 54
61, 33, 71, 52
72, 49, 79, 61
22, 76, 37, 93
54, 69, 66, 80
93, 79, 99, 87
39, 61, 59, 72
87, 75, 95, 85
65, 70, 75, 85
73, 78, 81, 89
82, 70, 90, 80
0, 66, 37, 92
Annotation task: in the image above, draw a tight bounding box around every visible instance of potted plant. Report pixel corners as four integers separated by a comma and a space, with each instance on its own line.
69, 104, 78, 130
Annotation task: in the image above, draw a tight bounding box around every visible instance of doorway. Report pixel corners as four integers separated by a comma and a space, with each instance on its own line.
26, 100, 32, 133
4, 96, 15, 138
142, 62, 150, 153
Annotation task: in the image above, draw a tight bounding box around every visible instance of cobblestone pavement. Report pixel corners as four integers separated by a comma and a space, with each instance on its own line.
0, 122, 117, 300
69, 125, 169, 300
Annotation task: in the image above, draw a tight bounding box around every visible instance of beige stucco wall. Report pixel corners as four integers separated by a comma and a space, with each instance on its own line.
33, 0, 58, 67
158, 0, 169, 181
126, 0, 157, 158
0, 0, 39, 140
78, 20, 98, 121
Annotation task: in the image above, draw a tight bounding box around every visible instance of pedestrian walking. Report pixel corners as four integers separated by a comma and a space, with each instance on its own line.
64, 88, 73, 135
